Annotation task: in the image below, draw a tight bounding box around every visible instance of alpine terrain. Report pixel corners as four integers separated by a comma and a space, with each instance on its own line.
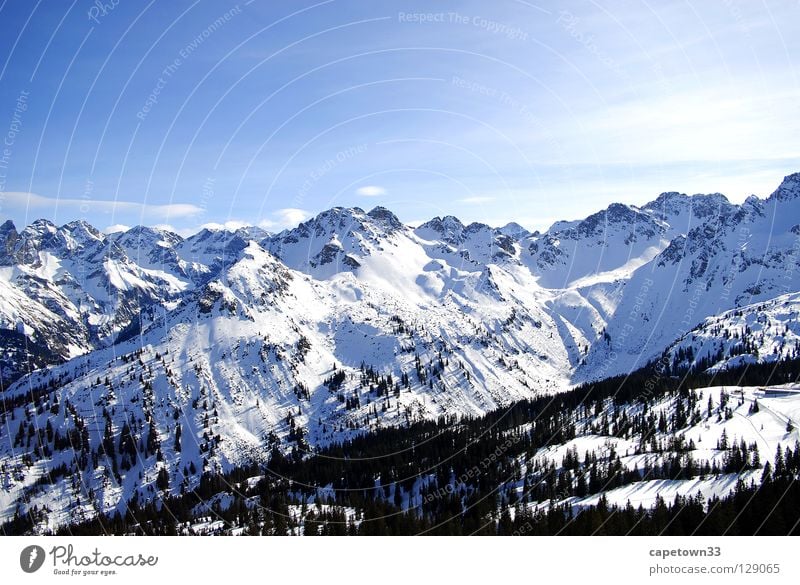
2, 173, 800, 534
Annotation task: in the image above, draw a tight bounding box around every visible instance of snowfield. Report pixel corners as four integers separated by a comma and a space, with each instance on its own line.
1, 173, 800, 532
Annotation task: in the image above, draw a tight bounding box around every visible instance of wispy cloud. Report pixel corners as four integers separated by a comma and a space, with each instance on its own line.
458, 196, 495, 204
192, 208, 313, 234
259, 208, 312, 230
199, 220, 252, 232
103, 224, 130, 234
3, 193, 315, 236
355, 185, 386, 197
0, 191, 204, 221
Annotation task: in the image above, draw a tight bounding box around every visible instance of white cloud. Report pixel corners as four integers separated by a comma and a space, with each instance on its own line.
164, 226, 204, 237
152, 224, 183, 234
142, 208, 312, 237
272, 208, 312, 228
103, 224, 130, 234
199, 220, 251, 231
257, 208, 312, 231
458, 196, 495, 204
5, 191, 315, 236
185, 209, 311, 235
0, 191, 204, 220
355, 185, 386, 197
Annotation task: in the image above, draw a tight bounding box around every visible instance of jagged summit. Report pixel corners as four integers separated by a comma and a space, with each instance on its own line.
113, 224, 183, 242
768, 172, 800, 202
2, 172, 800, 532
573, 202, 658, 236
0, 220, 19, 265
497, 221, 531, 239
9, 173, 792, 254
366, 205, 403, 230
641, 191, 733, 219
54, 219, 106, 255
0, 169, 796, 358
415, 215, 466, 244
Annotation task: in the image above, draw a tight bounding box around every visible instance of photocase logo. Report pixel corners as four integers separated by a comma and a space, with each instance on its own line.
19, 545, 45, 573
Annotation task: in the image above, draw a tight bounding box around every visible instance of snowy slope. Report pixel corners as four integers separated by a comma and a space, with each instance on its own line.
576, 174, 800, 380
522, 202, 669, 289
523, 384, 800, 513
661, 292, 800, 373
2, 173, 800, 531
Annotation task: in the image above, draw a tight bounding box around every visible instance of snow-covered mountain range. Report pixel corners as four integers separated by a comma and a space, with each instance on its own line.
2, 173, 800, 531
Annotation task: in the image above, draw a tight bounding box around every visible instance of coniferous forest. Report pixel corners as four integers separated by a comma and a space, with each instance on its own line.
5, 357, 797, 536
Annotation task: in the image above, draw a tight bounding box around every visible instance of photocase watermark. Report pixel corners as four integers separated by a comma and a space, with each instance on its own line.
451, 75, 498, 98
511, 520, 534, 536
71, 177, 95, 285
722, 0, 755, 37
295, 143, 368, 205
451, 75, 539, 126
18, 544, 159, 577
19, 545, 46, 573
618, 277, 654, 349
780, 232, 800, 293
449, 75, 564, 163
51, 544, 158, 567
423, 433, 523, 503
0, 89, 30, 211
556, 10, 627, 79
87, 0, 121, 25
197, 175, 216, 218
398, 12, 529, 41
452, 12, 529, 41
718, 224, 750, 309
680, 280, 707, 332
136, 5, 243, 120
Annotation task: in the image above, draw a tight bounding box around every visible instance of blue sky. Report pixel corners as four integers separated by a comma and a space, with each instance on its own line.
0, 0, 798, 234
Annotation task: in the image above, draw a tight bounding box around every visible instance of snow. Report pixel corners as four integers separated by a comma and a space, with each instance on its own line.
567, 242, 667, 289
2, 175, 800, 531
522, 384, 800, 515
572, 473, 757, 510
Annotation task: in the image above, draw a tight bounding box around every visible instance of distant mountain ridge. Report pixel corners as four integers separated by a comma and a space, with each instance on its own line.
1, 173, 800, 531
0, 173, 798, 381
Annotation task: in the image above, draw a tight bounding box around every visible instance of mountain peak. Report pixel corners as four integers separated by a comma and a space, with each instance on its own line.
497, 221, 530, 239
416, 215, 465, 244
366, 206, 403, 230
643, 191, 733, 223
574, 202, 650, 236
301, 206, 368, 231
768, 172, 800, 202
24, 218, 57, 233
15, 219, 58, 260
0, 220, 19, 265
62, 219, 104, 239
113, 225, 184, 251
123, 224, 178, 236
647, 191, 687, 204
267, 205, 400, 274
235, 226, 269, 241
